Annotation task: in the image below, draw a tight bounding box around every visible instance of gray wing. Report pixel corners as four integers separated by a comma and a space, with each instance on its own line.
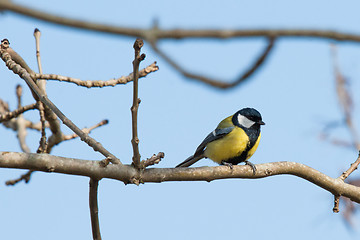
193, 126, 234, 157
175, 127, 234, 168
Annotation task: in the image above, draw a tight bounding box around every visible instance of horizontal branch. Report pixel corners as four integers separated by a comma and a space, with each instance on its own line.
1, 151, 360, 204
32, 62, 159, 88
1, 1, 360, 43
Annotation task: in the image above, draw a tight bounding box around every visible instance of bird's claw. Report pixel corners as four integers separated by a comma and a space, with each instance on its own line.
221, 161, 233, 169
245, 160, 256, 175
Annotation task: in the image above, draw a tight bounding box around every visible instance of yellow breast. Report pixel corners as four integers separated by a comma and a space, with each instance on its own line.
204, 127, 249, 164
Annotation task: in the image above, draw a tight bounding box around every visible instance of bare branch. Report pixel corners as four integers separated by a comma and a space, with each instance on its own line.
2, 2, 360, 43
14, 85, 31, 153
141, 152, 165, 168
340, 152, 360, 181
131, 39, 145, 169
5, 170, 34, 186
33, 28, 48, 153
32, 62, 159, 88
331, 44, 359, 150
89, 178, 102, 240
333, 195, 340, 213
330, 45, 360, 183
0, 103, 37, 122
1, 40, 121, 164
63, 119, 109, 141
33, 28, 43, 74
150, 37, 275, 88
2, 152, 360, 204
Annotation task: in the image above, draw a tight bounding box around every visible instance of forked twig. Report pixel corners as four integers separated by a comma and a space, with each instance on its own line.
0, 39, 121, 164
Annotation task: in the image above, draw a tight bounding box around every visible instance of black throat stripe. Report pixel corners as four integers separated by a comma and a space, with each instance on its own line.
224, 124, 261, 165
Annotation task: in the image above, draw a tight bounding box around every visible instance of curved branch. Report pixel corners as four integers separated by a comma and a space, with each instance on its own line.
1, 151, 360, 204
1, 1, 360, 42
150, 37, 275, 88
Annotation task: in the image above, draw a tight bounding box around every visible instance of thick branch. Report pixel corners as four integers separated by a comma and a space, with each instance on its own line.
2, 1, 360, 43
2, 152, 360, 204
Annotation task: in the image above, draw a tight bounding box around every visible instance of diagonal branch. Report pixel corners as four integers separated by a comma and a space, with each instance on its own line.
1, 41, 121, 165
62, 119, 109, 141
0, 103, 37, 122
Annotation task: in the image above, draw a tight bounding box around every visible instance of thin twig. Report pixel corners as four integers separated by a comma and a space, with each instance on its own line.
5, 170, 34, 185
89, 178, 102, 240
331, 44, 360, 150
330, 45, 360, 182
149, 37, 275, 88
0, 103, 37, 122
333, 195, 340, 213
131, 39, 145, 169
141, 152, 165, 168
1, 40, 121, 165
36, 102, 48, 153
32, 62, 159, 88
34, 28, 48, 153
14, 85, 31, 153
340, 152, 360, 181
63, 119, 109, 141
34, 28, 43, 74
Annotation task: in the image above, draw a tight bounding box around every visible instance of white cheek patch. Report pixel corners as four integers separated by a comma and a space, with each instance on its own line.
237, 114, 255, 128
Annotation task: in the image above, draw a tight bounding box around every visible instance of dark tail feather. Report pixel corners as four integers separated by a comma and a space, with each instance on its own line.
175, 154, 204, 168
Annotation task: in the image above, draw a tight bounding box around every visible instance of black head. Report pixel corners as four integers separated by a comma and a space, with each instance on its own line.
232, 107, 265, 128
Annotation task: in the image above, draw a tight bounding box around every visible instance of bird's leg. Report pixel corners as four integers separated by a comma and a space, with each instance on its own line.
244, 160, 256, 175
221, 161, 233, 169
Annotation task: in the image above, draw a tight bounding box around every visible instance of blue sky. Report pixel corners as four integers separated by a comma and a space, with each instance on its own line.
1, 0, 360, 239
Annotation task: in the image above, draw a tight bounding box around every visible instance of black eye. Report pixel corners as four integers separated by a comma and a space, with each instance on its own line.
247, 116, 258, 122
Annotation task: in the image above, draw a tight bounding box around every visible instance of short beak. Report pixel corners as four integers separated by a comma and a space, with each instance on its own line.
258, 120, 265, 125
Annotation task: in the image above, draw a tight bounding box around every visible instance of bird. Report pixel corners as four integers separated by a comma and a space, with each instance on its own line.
175, 107, 265, 174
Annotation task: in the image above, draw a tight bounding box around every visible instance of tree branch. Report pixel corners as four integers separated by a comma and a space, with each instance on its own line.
2, 151, 360, 204
2, 1, 360, 43
89, 178, 102, 240
0, 103, 37, 122
131, 39, 145, 169
0, 40, 121, 164
150, 37, 275, 88
5, 170, 34, 186
32, 62, 159, 88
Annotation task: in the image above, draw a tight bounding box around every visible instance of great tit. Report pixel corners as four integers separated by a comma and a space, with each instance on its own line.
176, 108, 265, 174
